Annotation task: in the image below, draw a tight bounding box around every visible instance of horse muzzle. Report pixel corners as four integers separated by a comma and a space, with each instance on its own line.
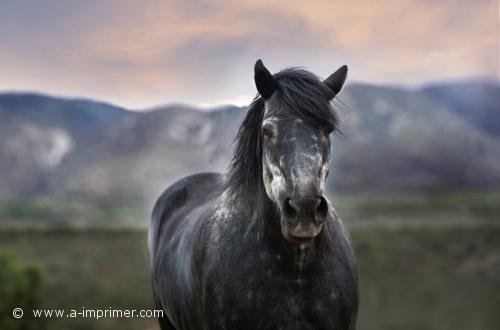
281, 221, 323, 243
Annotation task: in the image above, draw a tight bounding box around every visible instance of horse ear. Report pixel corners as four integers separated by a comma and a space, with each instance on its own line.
323, 65, 348, 96
254, 59, 277, 99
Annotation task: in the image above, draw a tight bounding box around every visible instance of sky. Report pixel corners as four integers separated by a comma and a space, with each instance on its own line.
0, 0, 498, 109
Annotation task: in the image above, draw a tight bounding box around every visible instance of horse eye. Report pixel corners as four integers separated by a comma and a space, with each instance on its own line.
262, 126, 274, 139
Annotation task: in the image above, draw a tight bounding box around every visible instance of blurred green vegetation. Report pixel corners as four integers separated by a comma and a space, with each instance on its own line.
0, 251, 44, 330
353, 225, 500, 330
0, 230, 156, 330
0, 198, 146, 229
335, 190, 500, 226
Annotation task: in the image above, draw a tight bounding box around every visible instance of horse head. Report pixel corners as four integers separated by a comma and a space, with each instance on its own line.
254, 59, 347, 243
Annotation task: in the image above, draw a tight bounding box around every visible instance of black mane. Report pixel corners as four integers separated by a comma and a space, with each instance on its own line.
226, 68, 340, 194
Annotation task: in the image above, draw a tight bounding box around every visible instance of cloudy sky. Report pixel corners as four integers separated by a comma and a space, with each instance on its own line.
0, 0, 497, 108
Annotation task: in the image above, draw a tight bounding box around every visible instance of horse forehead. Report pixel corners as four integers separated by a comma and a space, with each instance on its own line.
265, 116, 317, 138
285, 121, 320, 146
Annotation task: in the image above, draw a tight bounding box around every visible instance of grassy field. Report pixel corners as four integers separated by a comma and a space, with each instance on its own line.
335, 190, 500, 226
0, 191, 499, 329
0, 230, 156, 330
1, 224, 499, 330
354, 224, 500, 330
0, 198, 146, 229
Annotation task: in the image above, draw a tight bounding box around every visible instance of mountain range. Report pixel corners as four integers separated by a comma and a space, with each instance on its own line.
1, 82, 499, 207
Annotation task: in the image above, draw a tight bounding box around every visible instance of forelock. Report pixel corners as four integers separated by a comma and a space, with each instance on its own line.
267, 68, 340, 132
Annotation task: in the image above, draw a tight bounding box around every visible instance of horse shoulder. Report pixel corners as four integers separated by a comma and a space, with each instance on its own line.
148, 172, 225, 328
149, 172, 224, 259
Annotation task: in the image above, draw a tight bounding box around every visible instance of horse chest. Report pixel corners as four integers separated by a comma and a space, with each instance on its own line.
206, 281, 341, 329
203, 256, 343, 329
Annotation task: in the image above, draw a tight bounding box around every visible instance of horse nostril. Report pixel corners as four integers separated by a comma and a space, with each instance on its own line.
284, 197, 327, 222
283, 198, 298, 218
315, 197, 328, 223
